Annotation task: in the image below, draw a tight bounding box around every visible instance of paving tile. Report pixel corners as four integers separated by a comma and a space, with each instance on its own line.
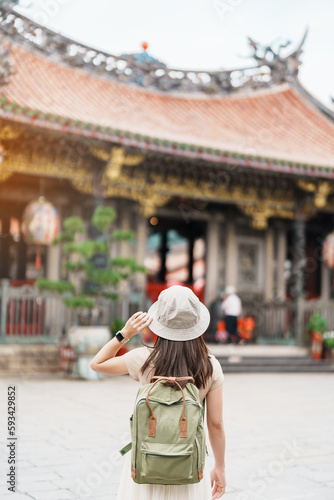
0, 372, 333, 500
0, 494, 35, 500
17, 480, 57, 492
28, 489, 75, 500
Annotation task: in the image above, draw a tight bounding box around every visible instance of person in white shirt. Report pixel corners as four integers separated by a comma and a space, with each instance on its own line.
221, 286, 242, 344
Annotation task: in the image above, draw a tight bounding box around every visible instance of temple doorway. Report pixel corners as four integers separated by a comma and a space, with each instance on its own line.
144, 217, 206, 302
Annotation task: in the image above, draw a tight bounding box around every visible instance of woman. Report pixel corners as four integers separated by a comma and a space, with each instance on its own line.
90, 285, 226, 499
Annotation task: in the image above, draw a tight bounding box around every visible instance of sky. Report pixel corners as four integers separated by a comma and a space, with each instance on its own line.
16, 0, 334, 107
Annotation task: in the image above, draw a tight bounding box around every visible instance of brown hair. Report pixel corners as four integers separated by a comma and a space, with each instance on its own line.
140, 336, 213, 389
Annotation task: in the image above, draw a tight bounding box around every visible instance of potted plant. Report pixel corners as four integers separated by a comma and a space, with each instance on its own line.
37, 205, 145, 378
322, 331, 334, 360
306, 312, 327, 361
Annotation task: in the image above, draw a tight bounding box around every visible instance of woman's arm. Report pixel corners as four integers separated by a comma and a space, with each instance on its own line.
206, 384, 226, 499
90, 312, 152, 375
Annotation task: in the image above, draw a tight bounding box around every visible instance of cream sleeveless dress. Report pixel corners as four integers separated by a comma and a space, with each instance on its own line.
116, 347, 224, 500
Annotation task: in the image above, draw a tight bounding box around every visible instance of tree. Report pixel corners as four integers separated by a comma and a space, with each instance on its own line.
36, 205, 145, 325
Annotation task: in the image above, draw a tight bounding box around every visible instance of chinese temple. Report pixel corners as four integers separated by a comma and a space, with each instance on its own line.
0, 3, 334, 344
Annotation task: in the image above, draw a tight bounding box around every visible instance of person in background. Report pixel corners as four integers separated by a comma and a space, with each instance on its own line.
221, 286, 242, 344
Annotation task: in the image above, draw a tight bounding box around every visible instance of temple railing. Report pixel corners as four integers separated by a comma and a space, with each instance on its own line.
0, 279, 147, 342
242, 298, 334, 343
1, 280, 333, 343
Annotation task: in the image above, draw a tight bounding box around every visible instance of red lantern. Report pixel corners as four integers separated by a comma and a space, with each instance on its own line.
21, 197, 60, 269
323, 232, 334, 269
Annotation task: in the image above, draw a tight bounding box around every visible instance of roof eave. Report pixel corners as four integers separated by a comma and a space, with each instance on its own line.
1, 99, 334, 180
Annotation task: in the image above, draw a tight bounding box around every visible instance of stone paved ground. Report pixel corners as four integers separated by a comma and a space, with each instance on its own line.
0, 371, 333, 500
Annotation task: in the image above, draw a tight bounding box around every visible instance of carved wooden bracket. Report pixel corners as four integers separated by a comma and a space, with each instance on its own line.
297, 179, 334, 209
238, 201, 294, 230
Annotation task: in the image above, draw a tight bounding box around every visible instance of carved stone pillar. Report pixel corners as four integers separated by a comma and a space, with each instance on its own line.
291, 213, 306, 344
158, 230, 168, 283
134, 212, 147, 291
46, 205, 61, 281
0, 216, 10, 279
291, 218, 306, 300
225, 223, 236, 288
204, 218, 220, 305
320, 261, 330, 300
265, 229, 274, 301
276, 227, 287, 301
187, 233, 195, 284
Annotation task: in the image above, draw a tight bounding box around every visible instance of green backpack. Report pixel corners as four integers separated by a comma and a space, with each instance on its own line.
120, 376, 206, 485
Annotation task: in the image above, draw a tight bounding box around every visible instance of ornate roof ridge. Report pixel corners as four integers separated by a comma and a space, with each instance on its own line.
0, 4, 308, 96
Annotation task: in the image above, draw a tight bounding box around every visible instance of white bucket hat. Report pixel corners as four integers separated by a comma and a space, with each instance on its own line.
147, 285, 210, 341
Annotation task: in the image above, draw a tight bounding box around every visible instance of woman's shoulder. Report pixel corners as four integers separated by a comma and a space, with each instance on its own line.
122, 346, 152, 382
123, 345, 151, 363
207, 354, 224, 391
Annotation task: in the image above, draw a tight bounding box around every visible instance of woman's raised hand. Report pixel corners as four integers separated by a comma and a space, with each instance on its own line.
122, 312, 153, 339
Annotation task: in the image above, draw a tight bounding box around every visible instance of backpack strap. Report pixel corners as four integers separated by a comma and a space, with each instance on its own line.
150, 376, 195, 383
146, 376, 194, 438
119, 377, 199, 457
119, 441, 132, 456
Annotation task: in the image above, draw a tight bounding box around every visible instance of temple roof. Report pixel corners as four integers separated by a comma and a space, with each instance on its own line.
1, 34, 334, 176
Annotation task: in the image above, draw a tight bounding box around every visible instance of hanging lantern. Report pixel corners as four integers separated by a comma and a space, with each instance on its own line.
21, 197, 60, 269
323, 232, 334, 270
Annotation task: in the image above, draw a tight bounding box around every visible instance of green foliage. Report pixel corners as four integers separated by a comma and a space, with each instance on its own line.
111, 229, 134, 241
102, 291, 119, 301
87, 268, 123, 286
306, 312, 327, 335
36, 278, 75, 294
63, 296, 96, 309
110, 257, 146, 274
64, 217, 86, 234
92, 206, 116, 232
64, 241, 108, 259
323, 331, 334, 349
37, 205, 145, 318
323, 337, 334, 349
64, 262, 94, 272
53, 217, 85, 245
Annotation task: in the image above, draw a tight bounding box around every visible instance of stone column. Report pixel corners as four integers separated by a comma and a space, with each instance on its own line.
120, 201, 131, 258
45, 204, 61, 281
187, 233, 195, 284
320, 261, 330, 300
46, 244, 61, 281
204, 218, 220, 305
158, 230, 168, 283
17, 235, 27, 280
225, 223, 236, 288
291, 215, 306, 344
265, 229, 274, 301
291, 218, 306, 300
0, 216, 10, 279
135, 211, 147, 291
277, 226, 287, 301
